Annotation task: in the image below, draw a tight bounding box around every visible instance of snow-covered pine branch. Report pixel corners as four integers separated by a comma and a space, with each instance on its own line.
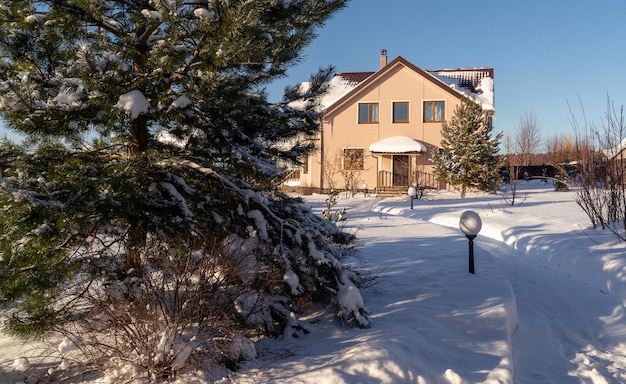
0, 0, 364, 379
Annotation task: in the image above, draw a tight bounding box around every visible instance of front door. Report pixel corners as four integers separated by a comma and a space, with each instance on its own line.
393, 155, 409, 186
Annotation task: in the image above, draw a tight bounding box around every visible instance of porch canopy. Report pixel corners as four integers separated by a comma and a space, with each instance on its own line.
368, 136, 427, 153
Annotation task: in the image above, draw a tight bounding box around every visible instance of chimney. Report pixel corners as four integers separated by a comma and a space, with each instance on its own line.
380, 49, 387, 68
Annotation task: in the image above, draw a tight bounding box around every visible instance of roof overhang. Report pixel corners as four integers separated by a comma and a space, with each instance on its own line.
369, 136, 428, 154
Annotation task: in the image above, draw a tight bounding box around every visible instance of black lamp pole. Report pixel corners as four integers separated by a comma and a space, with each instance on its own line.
466, 234, 476, 274
459, 210, 481, 275
408, 186, 416, 209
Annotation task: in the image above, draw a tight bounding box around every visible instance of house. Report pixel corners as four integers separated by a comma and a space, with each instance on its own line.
295, 50, 495, 195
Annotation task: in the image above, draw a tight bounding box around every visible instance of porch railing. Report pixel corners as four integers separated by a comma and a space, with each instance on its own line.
377, 170, 448, 191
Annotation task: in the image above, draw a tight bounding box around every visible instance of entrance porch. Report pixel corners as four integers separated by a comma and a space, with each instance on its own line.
368, 136, 444, 196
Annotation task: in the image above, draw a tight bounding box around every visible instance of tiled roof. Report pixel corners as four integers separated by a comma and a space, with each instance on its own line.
336, 72, 374, 84
426, 68, 494, 93
336, 68, 494, 91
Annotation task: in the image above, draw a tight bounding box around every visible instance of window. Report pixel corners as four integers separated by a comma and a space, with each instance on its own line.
343, 148, 364, 170
358, 103, 379, 123
423, 101, 445, 122
393, 102, 409, 123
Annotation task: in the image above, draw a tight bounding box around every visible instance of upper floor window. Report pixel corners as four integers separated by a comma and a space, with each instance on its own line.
358, 103, 379, 123
393, 102, 409, 123
423, 101, 445, 122
343, 148, 364, 170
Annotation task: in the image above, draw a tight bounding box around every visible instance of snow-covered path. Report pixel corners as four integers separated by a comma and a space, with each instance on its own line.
231, 185, 626, 383
479, 236, 626, 383
393, 182, 626, 384
357, 194, 626, 383
356, 184, 626, 383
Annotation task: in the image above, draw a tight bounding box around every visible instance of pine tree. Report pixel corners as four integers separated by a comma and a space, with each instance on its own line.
434, 98, 502, 198
0, 0, 368, 377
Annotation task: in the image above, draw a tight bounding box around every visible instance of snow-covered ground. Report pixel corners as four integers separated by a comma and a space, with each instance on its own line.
2, 181, 626, 383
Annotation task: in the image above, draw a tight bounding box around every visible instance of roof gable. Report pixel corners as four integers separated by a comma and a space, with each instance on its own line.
325, 56, 469, 116
322, 57, 494, 117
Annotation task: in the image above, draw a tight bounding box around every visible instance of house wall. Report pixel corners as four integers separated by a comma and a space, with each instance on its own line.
303, 62, 465, 193
298, 149, 314, 193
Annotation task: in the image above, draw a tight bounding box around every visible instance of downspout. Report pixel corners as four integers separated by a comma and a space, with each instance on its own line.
319, 119, 324, 192
370, 151, 379, 194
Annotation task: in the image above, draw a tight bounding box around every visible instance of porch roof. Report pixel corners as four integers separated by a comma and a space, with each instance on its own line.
369, 136, 427, 154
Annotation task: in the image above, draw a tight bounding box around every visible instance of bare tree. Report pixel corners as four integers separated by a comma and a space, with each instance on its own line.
500, 135, 526, 205
514, 111, 543, 166
571, 98, 626, 241
321, 148, 367, 196
319, 148, 367, 222
321, 151, 341, 193
340, 148, 367, 197
545, 134, 577, 165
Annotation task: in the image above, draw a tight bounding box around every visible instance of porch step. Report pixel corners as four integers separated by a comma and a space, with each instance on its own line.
376, 186, 409, 198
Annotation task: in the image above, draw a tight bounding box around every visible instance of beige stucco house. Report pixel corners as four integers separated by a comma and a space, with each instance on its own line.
294, 50, 495, 195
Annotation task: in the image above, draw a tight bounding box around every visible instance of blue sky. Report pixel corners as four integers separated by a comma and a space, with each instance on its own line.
266, 0, 626, 145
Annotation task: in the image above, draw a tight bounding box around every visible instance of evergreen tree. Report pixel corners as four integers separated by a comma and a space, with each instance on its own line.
0, 0, 368, 377
433, 98, 502, 198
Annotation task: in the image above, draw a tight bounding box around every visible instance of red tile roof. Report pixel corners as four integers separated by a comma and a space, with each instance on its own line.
336, 72, 374, 84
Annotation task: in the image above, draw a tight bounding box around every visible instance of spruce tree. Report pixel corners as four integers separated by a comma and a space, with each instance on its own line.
0, 0, 368, 377
434, 98, 502, 197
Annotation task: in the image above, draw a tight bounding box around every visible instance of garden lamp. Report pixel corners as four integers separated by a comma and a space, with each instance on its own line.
459, 210, 482, 274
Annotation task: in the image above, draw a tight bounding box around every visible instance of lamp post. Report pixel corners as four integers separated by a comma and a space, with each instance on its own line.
459, 210, 482, 274
407, 185, 417, 209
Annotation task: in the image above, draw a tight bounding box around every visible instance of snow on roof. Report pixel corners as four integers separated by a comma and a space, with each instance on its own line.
318, 74, 362, 110
369, 136, 427, 153
427, 68, 495, 113
473, 77, 495, 112
292, 74, 363, 111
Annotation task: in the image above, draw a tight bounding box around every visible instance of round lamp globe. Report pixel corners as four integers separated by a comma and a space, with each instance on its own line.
459, 210, 482, 236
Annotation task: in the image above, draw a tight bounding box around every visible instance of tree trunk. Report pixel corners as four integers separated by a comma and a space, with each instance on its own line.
130, 113, 148, 156
126, 112, 148, 275
124, 216, 146, 277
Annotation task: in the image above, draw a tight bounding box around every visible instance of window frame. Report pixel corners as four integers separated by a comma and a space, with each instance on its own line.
392, 101, 410, 123
342, 147, 365, 171
423, 100, 445, 123
358, 102, 379, 124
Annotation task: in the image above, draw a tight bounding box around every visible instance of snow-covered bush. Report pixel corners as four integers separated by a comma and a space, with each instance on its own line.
322, 189, 348, 222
